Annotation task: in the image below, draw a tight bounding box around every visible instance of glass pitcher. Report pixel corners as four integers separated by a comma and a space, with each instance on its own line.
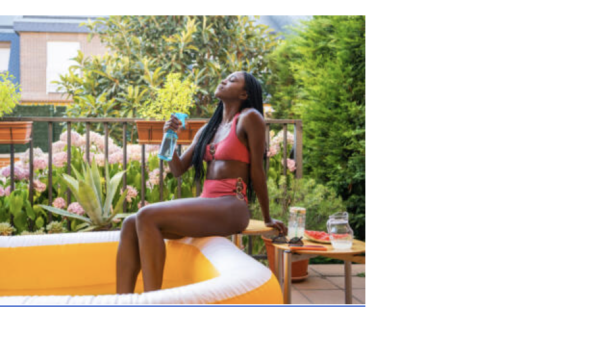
327, 212, 354, 250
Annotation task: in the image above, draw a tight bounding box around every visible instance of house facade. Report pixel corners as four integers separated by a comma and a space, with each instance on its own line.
11, 16, 107, 105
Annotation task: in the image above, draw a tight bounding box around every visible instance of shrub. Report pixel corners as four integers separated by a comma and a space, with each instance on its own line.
0, 72, 21, 117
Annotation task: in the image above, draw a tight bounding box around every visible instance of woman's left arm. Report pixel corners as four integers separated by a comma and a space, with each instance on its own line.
243, 109, 287, 236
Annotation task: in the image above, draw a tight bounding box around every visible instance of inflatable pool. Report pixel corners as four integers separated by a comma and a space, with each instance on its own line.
0, 231, 282, 304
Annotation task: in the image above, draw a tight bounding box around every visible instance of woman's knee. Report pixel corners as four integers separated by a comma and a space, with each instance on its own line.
135, 205, 155, 222
120, 215, 137, 241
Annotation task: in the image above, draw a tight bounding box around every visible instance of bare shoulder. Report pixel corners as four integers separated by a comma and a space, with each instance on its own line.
239, 108, 266, 127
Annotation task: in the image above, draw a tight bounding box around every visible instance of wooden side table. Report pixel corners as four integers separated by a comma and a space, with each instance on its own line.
272, 239, 366, 304
232, 219, 278, 249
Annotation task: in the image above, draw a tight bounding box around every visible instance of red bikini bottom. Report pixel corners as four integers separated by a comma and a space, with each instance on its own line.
200, 178, 248, 204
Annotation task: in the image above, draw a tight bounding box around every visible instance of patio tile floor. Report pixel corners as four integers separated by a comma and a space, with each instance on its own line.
290, 264, 365, 305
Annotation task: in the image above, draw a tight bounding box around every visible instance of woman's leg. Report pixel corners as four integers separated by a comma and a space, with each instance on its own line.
116, 215, 141, 294
135, 196, 249, 292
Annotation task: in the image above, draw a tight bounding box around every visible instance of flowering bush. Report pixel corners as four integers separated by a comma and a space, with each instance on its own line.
0, 128, 202, 235
265, 128, 299, 196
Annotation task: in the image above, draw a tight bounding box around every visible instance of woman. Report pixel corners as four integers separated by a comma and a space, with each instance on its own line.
116, 71, 287, 293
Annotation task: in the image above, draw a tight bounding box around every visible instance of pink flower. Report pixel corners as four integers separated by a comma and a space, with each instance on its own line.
33, 157, 48, 171
52, 141, 67, 153
126, 145, 145, 162
16, 166, 30, 181
108, 144, 121, 155
272, 130, 295, 147
67, 202, 85, 216
137, 200, 149, 209
4, 186, 11, 196
121, 185, 138, 203
19, 147, 45, 165
108, 151, 123, 165
2, 166, 30, 181
146, 144, 160, 154
52, 152, 68, 168
60, 131, 84, 147
146, 169, 164, 189
52, 197, 66, 209
32, 180, 46, 193
282, 158, 296, 172
89, 131, 102, 146
0, 186, 5, 197
267, 144, 279, 158
84, 153, 105, 167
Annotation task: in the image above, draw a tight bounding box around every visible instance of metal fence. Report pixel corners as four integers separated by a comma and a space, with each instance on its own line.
0, 116, 303, 245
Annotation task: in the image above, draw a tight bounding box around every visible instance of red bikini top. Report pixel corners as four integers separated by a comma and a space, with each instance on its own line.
204, 113, 250, 164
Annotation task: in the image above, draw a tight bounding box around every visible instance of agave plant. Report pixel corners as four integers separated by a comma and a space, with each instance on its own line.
40, 157, 133, 231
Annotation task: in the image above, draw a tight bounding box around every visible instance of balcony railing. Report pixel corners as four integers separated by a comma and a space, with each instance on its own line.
0, 116, 302, 256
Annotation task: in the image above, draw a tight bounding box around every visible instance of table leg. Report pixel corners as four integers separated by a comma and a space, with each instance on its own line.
233, 234, 243, 249
344, 260, 353, 304
283, 250, 292, 304
273, 246, 281, 286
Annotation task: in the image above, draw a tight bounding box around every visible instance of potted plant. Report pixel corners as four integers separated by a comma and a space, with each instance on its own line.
39, 157, 133, 231
0, 71, 32, 144
136, 73, 205, 145
261, 235, 310, 282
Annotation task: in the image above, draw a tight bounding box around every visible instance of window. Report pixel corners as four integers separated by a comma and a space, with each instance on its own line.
0, 42, 10, 72
46, 42, 80, 93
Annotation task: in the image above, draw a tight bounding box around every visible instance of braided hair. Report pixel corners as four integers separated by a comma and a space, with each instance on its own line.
191, 72, 266, 204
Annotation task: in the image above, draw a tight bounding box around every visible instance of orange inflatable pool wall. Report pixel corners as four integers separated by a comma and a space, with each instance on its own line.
0, 232, 283, 305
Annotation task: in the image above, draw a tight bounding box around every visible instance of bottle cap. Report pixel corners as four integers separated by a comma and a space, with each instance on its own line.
173, 113, 188, 129
289, 206, 306, 214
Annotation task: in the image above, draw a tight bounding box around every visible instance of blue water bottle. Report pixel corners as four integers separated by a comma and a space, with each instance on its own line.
158, 112, 188, 161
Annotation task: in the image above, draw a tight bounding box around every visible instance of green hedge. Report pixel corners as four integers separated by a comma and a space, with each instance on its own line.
266, 16, 366, 241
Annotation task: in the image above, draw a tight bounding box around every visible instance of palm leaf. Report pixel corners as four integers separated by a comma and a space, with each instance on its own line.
110, 212, 137, 222
62, 174, 80, 195
38, 205, 91, 223
77, 181, 103, 224
71, 163, 84, 182
62, 175, 87, 208
78, 225, 101, 232
85, 158, 102, 208
107, 191, 128, 223
103, 170, 126, 216
91, 157, 104, 207
113, 212, 135, 219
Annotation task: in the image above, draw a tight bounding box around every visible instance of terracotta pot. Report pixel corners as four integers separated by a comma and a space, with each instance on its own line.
135, 120, 206, 145
262, 235, 309, 282
0, 121, 33, 144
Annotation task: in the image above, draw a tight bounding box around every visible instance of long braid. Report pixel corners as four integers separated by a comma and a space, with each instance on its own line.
240, 72, 267, 204
191, 101, 223, 182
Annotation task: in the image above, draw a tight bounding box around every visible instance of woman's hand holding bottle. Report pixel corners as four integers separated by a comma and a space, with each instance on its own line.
164, 114, 182, 134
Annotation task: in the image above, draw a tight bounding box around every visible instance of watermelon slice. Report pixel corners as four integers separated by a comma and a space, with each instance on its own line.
304, 230, 331, 244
